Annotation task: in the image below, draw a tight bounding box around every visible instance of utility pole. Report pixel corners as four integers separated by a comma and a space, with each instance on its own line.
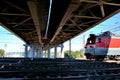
69, 39, 72, 58
83, 35, 85, 48
4, 44, 7, 57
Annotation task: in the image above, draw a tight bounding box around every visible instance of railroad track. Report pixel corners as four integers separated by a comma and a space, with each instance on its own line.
0, 58, 119, 80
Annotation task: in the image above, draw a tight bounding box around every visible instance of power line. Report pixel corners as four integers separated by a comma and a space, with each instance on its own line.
0, 42, 24, 44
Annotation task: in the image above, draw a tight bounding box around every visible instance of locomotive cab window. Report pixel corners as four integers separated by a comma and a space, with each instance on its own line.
87, 38, 95, 44
96, 38, 101, 43
87, 34, 96, 44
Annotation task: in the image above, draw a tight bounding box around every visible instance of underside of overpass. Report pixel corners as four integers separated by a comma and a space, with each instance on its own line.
0, 0, 120, 50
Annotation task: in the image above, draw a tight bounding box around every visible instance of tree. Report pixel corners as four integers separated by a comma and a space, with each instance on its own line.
72, 50, 83, 58
64, 50, 73, 58
64, 50, 83, 58
0, 49, 5, 57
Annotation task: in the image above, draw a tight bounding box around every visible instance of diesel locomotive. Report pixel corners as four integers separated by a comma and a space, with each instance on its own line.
84, 31, 120, 60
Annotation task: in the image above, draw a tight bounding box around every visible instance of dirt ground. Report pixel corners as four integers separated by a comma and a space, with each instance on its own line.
104, 60, 120, 63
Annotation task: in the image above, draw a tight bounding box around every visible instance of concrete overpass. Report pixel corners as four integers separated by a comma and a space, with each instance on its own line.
0, 0, 120, 57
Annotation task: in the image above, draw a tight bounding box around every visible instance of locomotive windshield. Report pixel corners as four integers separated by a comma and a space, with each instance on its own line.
96, 37, 101, 43
86, 34, 96, 44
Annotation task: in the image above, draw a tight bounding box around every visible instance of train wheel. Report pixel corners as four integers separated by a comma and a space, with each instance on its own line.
95, 56, 104, 61
86, 56, 91, 60
96, 58, 103, 61
108, 55, 115, 60
85, 53, 92, 59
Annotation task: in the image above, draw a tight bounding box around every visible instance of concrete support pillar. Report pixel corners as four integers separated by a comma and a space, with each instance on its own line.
29, 44, 35, 58
61, 44, 64, 58
23, 44, 29, 58
47, 44, 51, 58
44, 50, 47, 58
38, 44, 43, 58
54, 46, 57, 58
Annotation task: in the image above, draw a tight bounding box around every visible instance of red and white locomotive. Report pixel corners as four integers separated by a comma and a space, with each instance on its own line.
84, 31, 120, 60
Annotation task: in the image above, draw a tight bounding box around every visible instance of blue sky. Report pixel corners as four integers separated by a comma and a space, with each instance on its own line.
0, 12, 120, 52
0, 27, 25, 52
